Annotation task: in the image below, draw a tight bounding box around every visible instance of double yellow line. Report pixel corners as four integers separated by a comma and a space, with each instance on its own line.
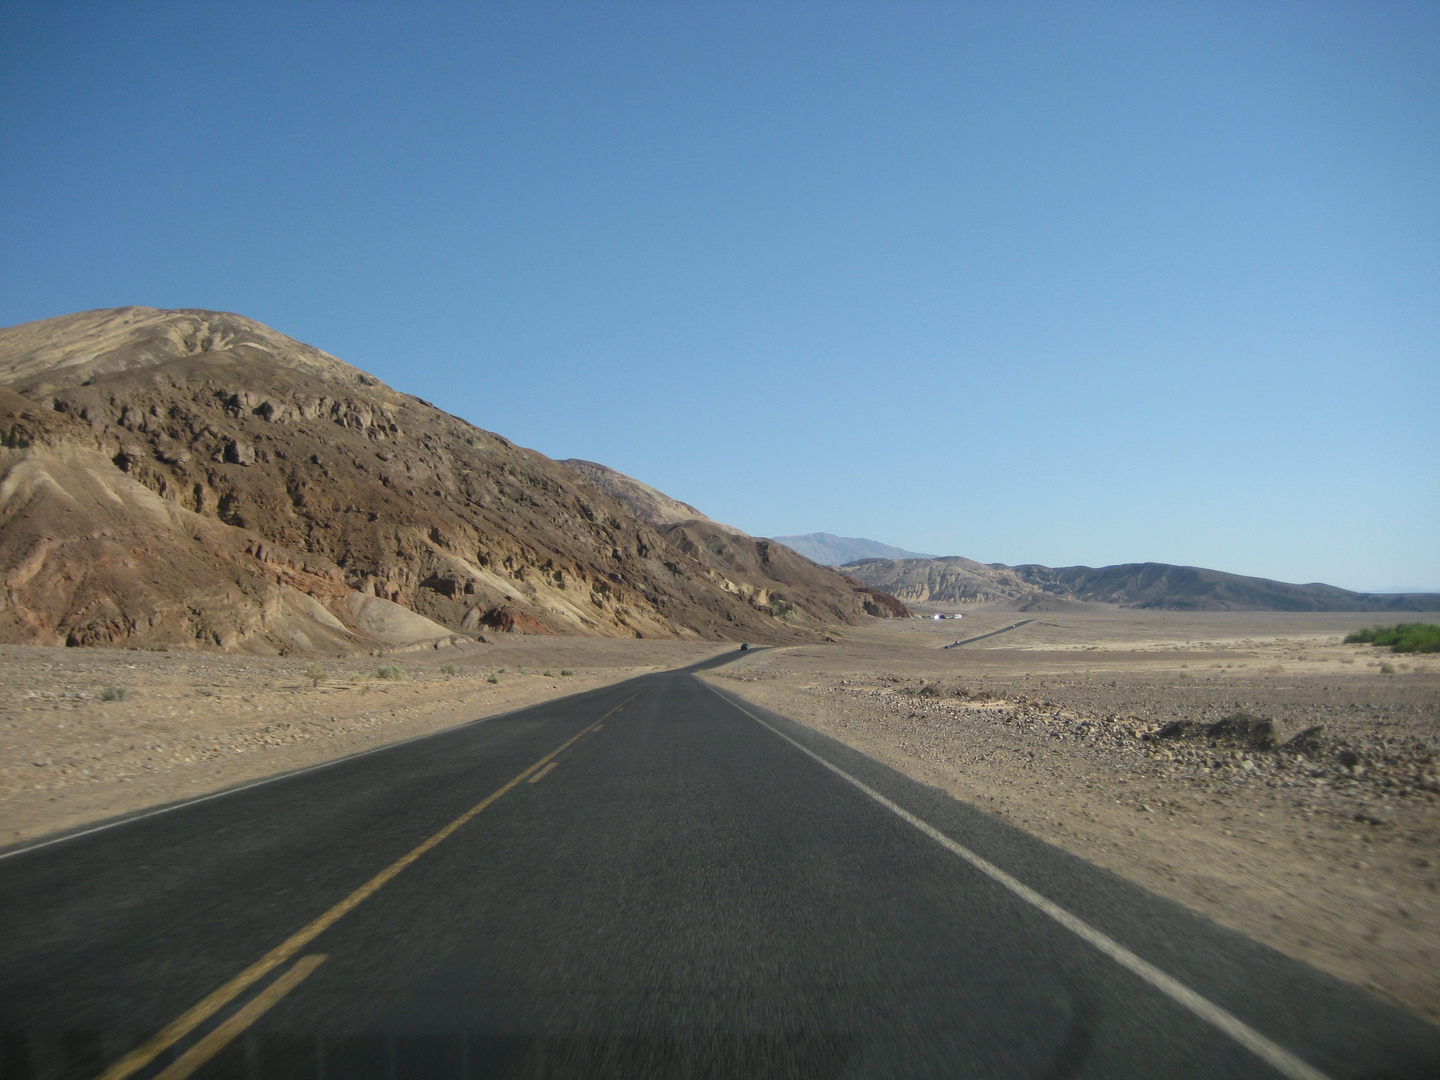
98, 696, 633, 1080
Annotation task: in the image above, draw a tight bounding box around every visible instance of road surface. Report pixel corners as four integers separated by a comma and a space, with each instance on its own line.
1, 653, 1436, 1079
941, 619, 1034, 649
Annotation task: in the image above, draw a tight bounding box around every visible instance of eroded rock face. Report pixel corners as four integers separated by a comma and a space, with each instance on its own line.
474, 606, 552, 635
0, 307, 906, 653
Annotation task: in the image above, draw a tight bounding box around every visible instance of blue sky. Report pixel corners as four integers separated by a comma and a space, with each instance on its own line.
3, 1, 1436, 591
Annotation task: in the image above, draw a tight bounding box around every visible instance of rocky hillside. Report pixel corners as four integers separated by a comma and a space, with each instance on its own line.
842, 557, 1043, 609
558, 459, 718, 529
556, 464, 909, 621
845, 556, 1440, 613
0, 307, 904, 654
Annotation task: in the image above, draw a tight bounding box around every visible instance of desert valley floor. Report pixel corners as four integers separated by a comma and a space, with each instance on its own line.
3, 608, 1437, 1025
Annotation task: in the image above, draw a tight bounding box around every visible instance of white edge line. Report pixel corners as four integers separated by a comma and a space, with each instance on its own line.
1, 675, 653, 863
698, 678, 1333, 1080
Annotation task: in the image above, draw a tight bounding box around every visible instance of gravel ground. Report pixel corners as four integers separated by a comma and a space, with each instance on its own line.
702, 610, 1440, 1024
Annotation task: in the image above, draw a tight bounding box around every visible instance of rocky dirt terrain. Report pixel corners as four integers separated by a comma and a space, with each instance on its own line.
701, 610, 1440, 1024
1, 638, 728, 847
0, 307, 903, 655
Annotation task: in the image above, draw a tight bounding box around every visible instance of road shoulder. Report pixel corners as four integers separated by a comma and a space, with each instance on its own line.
696, 647, 1440, 1026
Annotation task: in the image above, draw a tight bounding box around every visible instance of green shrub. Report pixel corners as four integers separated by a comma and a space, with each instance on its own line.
543, 669, 555, 677
1344, 623, 1440, 654
439, 663, 458, 675
375, 664, 405, 680
99, 686, 130, 701
304, 663, 327, 687
486, 673, 499, 684
560, 668, 573, 676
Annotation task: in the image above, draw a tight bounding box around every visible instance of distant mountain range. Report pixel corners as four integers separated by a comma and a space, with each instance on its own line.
842, 556, 1440, 613
773, 533, 933, 566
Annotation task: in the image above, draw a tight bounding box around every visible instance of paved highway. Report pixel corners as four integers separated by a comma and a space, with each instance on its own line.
1, 653, 1436, 1079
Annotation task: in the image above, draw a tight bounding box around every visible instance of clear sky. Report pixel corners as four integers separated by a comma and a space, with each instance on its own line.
2, 1, 1436, 591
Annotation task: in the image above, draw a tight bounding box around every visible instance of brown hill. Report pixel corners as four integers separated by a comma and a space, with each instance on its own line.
0, 307, 904, 653
556, 462, 908, 622
843, 556, 1440, 613
656, 520, 909, 621
840, 556, 1040, 608
559, 459, 721, 529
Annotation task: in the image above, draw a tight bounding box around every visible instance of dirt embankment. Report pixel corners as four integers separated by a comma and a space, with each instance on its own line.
1, 638, 729, 846
702, 610, 1440, 1024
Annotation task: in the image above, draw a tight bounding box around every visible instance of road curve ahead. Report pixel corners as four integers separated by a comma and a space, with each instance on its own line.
1, 654, 1436, 1079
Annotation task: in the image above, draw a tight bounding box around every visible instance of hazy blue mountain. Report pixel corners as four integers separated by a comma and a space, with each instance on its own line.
773, 533, 934, 567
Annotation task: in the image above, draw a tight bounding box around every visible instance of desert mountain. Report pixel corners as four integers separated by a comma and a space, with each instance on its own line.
0, 307, 904, 654
843, 556, 1440, 613
558, 459, 723, 530
774, 533, 933, 566
557, 463, 909, 622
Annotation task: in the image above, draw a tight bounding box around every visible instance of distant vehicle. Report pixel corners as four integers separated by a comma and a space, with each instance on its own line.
740, 643, 749, 651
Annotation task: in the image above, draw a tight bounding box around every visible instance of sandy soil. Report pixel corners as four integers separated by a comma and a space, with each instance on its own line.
700, 610, 1440, 1024
1, 638, 729, 847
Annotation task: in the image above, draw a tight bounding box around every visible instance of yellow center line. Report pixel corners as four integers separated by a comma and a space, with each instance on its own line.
527, 761, 558, 784
95, 695, 633, 1080
152, 954, 327, 1080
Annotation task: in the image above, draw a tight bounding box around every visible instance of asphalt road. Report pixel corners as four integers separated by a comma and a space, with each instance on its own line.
941, 620, 1034, 649
1, 653, 1437, 1079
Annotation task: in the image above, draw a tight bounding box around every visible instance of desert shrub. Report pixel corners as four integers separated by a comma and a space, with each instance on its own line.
1344, 623, 1440, 654
99, 686, 130, 701
560, 668, 573, 676
440, 663, 458, 675
543, 669, 555, 677
304, 663, 327, 687
375, 664, 405, 680
1380, 661, 1397, 674
486, 673, 499, 684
